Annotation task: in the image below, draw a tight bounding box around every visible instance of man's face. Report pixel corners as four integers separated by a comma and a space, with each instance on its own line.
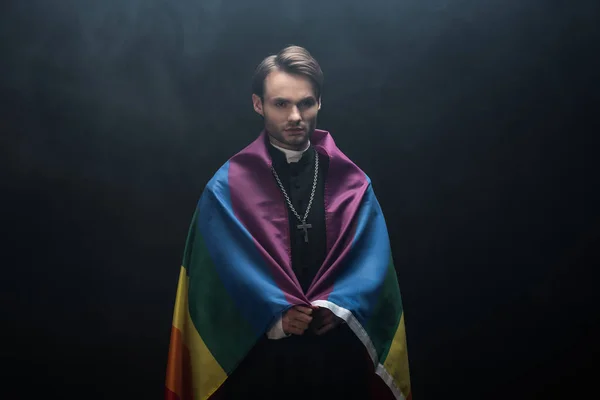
252, 70, 321, 151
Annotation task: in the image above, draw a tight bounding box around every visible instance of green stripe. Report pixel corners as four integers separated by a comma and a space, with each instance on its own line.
364, 254, 404, 364
183, 208, 258, 374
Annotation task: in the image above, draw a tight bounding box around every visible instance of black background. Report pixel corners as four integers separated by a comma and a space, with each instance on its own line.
1, 0, 598, 399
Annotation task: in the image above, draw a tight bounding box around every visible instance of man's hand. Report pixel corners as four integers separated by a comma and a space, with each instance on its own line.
282, 306, 314, 336
311, 307, 343, 336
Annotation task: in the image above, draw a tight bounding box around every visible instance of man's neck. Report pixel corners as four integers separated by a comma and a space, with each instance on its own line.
269, 138, 310, 163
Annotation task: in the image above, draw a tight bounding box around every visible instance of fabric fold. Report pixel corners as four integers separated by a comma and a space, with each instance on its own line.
165, 129, 411, 400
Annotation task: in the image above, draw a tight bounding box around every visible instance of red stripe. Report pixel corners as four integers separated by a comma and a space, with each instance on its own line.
165, 326, 193, 400
165, 387, 180, 400
353, 338, 396, 400
369, 374, 397, 400
165, 379, 228, 400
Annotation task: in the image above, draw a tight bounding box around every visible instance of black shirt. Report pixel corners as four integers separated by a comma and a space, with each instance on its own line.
267, 141, 329, 293
220, 138, 371, 399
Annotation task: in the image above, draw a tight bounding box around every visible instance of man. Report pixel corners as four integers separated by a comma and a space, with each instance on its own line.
165, 45, 411, 400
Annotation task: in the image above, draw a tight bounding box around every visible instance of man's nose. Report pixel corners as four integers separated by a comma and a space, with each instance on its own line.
288, 106, 301, 122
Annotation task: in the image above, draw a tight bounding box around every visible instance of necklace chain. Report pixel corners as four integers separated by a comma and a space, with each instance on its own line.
271, 149, 319, 224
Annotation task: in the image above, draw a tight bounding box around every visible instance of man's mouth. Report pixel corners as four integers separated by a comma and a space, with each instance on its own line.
285, 128, 304, 133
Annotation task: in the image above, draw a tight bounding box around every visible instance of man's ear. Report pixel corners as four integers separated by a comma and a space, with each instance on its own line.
318, 96, 322, 110
252, 94, 264, 116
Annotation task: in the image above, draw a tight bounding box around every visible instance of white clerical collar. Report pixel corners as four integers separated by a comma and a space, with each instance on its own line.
270, 140, 311, 164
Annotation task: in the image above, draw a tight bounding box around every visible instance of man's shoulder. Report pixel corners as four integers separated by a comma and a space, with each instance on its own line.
202, 141, 254, 193
203, 160, 230, 192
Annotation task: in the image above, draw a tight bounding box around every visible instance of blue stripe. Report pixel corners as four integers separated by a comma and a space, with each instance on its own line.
327, 180, 391, 327
197, 161, 291, 334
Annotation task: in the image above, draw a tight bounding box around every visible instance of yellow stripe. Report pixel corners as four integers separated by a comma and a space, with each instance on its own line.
171, 267, 189, 332
172, 266, 228, 400
382, 314, 411, 397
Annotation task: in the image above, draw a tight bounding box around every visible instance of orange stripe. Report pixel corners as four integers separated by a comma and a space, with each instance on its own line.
167, 267, 228, 399
165, 325, 193, 400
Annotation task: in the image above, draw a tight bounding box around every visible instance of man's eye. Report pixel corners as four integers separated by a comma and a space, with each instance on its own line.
275, 102, 286, 107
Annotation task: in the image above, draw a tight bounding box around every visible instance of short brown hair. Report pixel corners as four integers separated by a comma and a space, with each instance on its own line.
252, 45, 324, 100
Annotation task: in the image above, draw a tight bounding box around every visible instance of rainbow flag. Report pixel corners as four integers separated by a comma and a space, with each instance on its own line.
165, 130, 411, 400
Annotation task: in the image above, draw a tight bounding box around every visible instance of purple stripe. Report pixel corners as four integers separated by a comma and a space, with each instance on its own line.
307, 130, 369, 300
225, 129, 369, 303
228, 133, 306, 305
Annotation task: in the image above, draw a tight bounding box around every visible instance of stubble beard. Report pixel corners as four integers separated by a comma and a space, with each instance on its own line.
265, 118, 316, 151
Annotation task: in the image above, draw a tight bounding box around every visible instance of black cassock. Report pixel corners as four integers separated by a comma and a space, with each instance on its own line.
218, 140, 372, 400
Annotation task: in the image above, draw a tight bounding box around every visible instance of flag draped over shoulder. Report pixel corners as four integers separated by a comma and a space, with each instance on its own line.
165, 130, 411, 400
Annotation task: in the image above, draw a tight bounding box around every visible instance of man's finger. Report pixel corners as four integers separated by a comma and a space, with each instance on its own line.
288, 321, 310, 334
312, 309, 336, 327
315, 322, 337, 336
290, 312, 313, 324
294, 306, 313, 315
314, 308, 334, 319
287, 326, 305, 335
312, 314, 334, 331
289, 320, 310, 331
320, 312, 335, 325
